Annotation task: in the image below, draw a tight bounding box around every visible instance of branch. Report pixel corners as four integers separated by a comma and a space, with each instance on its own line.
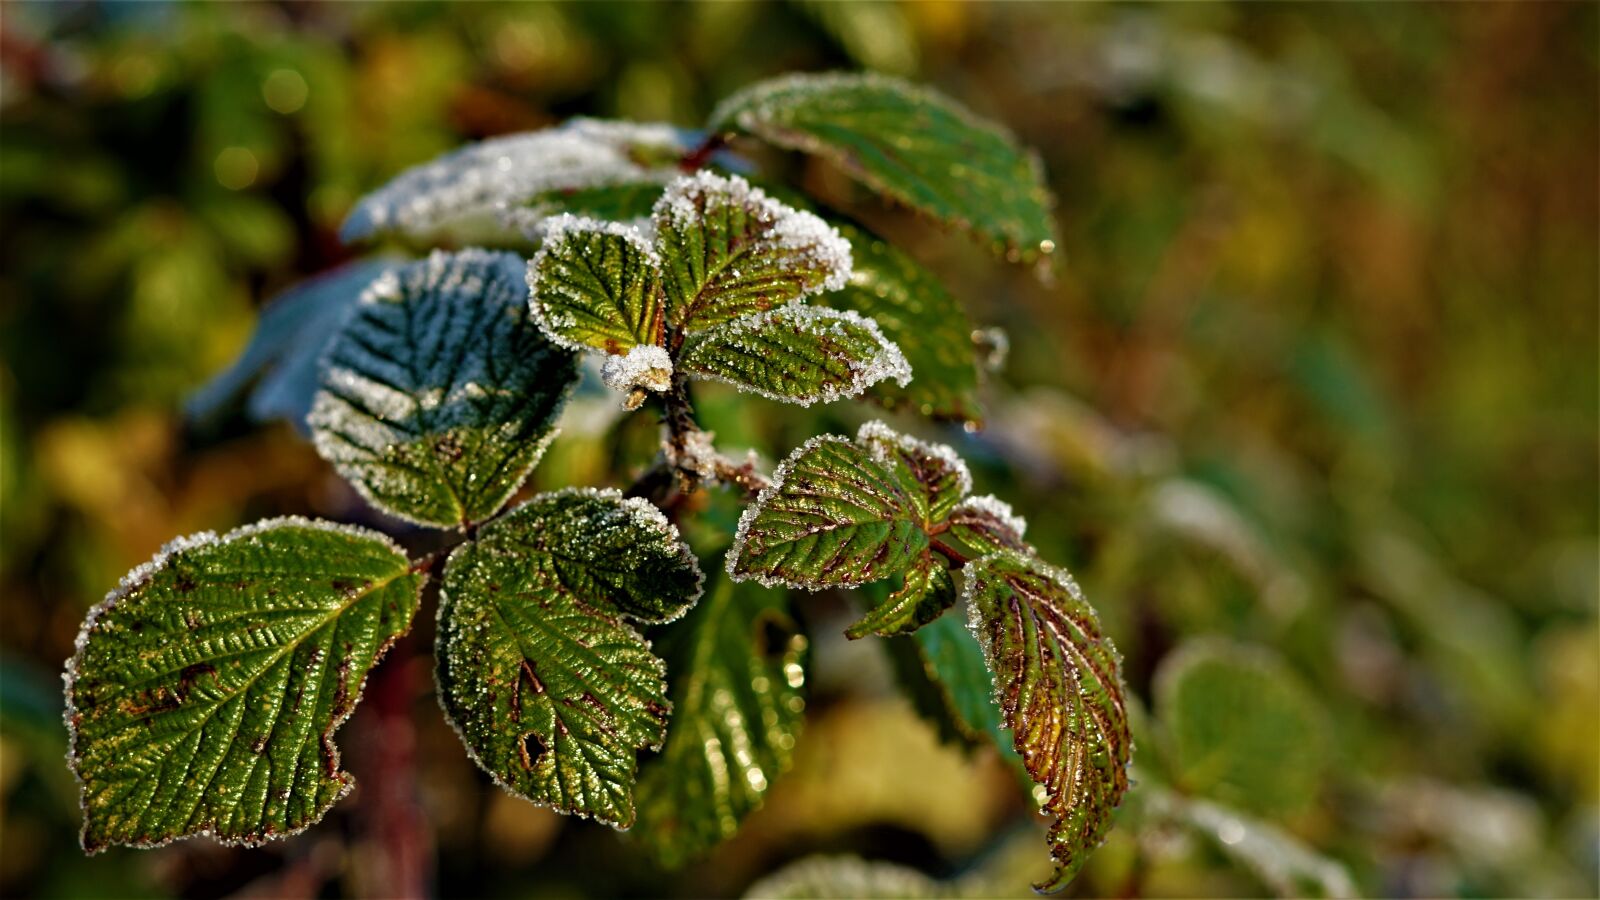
649, 371, 772, 501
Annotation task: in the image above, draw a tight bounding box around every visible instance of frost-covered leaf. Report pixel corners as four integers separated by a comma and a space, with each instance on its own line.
635, 573, 806, 867
845, 550, 954, 639
963, 550, 1131, 892
527, 216, 665, 355
856, 420, 970, 525
816, 224, 983, 423
1154, 640, 1328, 817
435, 489, 704, 828
710, 73, 1058, 260
728, 436, 926, 590
309, 250, 577, 528
186, 258, 400, 432
341, 119, 690, 245
66, 519, 425, 852
679, 305, 909, 406
654, 171, 851, 331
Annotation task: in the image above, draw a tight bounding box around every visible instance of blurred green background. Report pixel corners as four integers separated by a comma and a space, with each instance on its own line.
1, 2, 1595, 897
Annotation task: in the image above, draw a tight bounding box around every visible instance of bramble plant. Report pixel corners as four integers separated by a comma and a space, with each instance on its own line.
64, 73, 1131, 892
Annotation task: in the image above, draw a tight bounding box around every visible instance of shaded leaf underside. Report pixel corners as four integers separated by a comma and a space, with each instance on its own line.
66, 519, 424, 852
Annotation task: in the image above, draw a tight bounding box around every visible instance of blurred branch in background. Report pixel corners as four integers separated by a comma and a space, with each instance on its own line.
1, 2, 1594, 898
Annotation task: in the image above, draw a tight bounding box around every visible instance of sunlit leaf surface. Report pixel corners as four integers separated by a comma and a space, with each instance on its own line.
309, 250, 577, 528
66, 519, 425, 852
635, 573, 806, 867
711, 73, 1058, 260
436, 489, 703, 828
528, 216, 665, 355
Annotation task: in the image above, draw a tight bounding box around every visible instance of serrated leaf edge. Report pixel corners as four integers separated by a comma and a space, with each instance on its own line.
64, 517, 418, 854
526, 214, 665, 356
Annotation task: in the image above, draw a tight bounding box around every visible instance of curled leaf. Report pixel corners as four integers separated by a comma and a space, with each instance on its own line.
528, 216, 665, 355
341, 119, 690, 244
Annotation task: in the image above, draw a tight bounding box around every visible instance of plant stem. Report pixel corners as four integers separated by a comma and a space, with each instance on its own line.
679, 133, 726, 173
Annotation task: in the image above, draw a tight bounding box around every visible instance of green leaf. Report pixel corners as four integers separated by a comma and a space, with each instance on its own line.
728, 435, 927, 590
1154, 639, 1328, 817
341, 119, 690, 244
309, 250, 577, 528
635, 573, 806, 867
679, 305, 909, 406
816, 223, 983, 423
710, 73, 1058, 261
527, 217, 666, 355
186, 257, 400, 432
66, 519, 425, 853
436, 488, 704, 828
654, 171, 852, 331
963, 550, 1132, 892
845, 551, 954, 639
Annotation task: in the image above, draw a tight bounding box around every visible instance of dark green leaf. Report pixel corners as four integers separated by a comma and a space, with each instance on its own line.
1154, 640, 1328, 817
635, 573, 806, 867
309, 250, 577, 528
710, 73, 1058, 260
528, 217, 666, 355
66, 519, 425, 852
816, 223, 983, 423
679, 305, 909, 406
341, 119, 690, 244
728, 435, 926, 590
654, 171, 852, 331
436, 489, 703, 828
963, 550, 1131, 892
